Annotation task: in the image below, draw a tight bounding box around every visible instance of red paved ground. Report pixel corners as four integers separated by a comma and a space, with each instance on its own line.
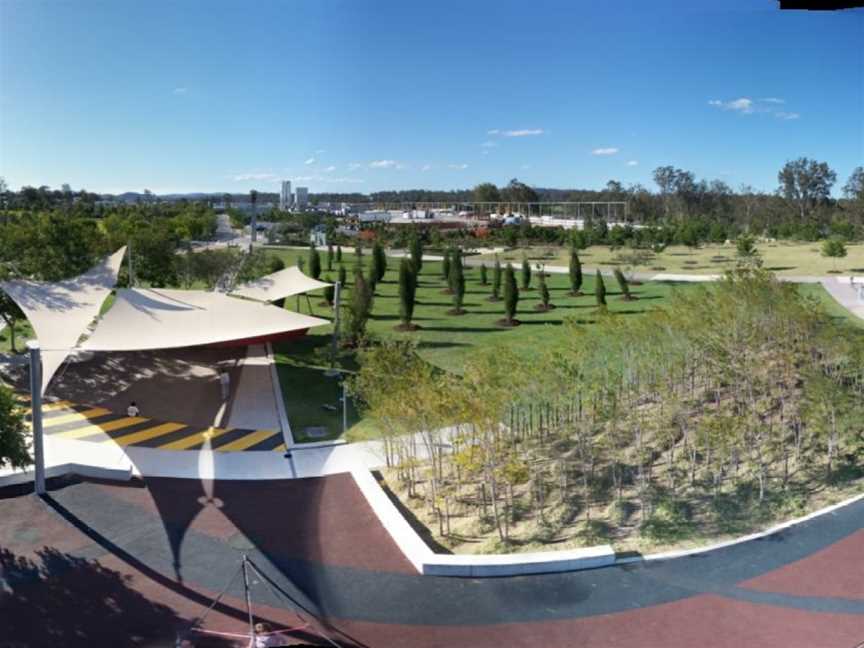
331, 595, 864, 648
740, 528, 864, 600
3, 476, 863, 648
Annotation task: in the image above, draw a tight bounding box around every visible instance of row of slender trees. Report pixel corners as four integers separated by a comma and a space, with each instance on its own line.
349, 268, 864, 548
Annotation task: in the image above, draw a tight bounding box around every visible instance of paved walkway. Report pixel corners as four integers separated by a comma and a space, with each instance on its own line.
224, 344, 281, 432
1, 475, 861, 647
821, 276, 864, 320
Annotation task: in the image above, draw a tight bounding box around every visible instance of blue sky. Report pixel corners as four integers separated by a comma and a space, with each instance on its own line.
1, 0, 861, 195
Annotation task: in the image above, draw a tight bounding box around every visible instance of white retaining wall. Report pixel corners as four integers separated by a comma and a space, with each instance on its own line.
350, 469, 616, 577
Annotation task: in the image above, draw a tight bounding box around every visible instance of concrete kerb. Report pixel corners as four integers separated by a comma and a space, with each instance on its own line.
349, 468, 616, 577
350, 466, 864, 578
621, 486, 864, 566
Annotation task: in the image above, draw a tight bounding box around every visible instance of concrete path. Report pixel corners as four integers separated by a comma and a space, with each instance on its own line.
821, 276, 864, 320
224, 344, 281, 431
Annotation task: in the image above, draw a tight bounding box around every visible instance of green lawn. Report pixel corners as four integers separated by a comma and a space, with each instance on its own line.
265, 246, 700, 440
264, 246, 698, 372
482, 241, 864, 277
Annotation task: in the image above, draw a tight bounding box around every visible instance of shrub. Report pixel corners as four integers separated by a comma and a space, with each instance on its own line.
521, 257, 531, 290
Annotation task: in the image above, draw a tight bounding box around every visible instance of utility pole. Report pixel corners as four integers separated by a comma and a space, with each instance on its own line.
27, 341, 46, 496
341, 380, 348, 437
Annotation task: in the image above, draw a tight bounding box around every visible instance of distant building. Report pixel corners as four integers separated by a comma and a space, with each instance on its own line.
279, 180, 292, 210
295, 186, 309, 209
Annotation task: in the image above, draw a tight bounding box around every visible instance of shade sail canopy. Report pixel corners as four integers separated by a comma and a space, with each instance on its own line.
231, 266, 331, 303
81, 288, 329, 352
0, 247, 126, 394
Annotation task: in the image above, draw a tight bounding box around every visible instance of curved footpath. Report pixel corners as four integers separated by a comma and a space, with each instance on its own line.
1, 474, 862, 647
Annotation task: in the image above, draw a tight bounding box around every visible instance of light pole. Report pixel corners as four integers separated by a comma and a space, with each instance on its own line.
27, 341, 46, 495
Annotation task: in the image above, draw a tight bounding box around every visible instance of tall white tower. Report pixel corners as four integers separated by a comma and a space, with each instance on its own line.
280, 180, 292, 210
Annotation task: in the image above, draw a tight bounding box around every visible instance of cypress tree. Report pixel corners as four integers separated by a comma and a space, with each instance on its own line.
613, 268, 633, 300
326, 244, 334, 271
569, 247, 583, 296
367, 264, 378, 295
371, 241, 387, 283
398, 258, 417, 329
338, 264, 347, 288
490, 256, 502, 301
347, 270, 372, 345
336, 245, 343, 263
595, 270, 607, 308
410, 237, 423, 274
323, 274, 335, 305
503, 263, 519, 326
448, 248, 462, 292
355, 243, 363, 259
441, 248, 451, 283
521, 257, 532, 290
480, 263, 488, 285
537, 270, 552, 311
308, 246, 322, 279
449, 252, 465, 315
298, 257, 305, 273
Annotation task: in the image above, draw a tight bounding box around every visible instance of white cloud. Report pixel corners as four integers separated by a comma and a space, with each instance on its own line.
481, 141, 498, 148
315, 149, 327, 154
369, 160, 400, 169
421, 164, 432, 172
323, 165, 337, 172
592, 147, 619, 156
232, 172, 277, 182
448, 163, 469, 170
626, 160, 639, 166
709, 96, 800, 120
172, 87, 188, 95
503, 129, 544, 137
304, 157, 316, 165
487, 129, 500, 135
348, 162, 362, 170
521, 164, 531, 170
708, 97, 754, 113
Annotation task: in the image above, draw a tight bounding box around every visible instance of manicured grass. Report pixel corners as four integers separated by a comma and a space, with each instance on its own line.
482, 241, 864, 277
272, 335, 362, 442
264, 246, 697, 372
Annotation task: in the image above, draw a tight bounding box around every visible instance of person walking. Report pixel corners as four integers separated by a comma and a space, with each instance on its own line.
219, 369, 231, 401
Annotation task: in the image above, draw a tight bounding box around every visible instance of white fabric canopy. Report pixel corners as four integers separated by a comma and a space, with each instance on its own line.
81, 288, 329, 352
0, 247, 126, 395
231, 266, 331, 303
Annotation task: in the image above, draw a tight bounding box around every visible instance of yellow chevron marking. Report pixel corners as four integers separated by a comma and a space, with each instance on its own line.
215, 429, 279, 452
54, 417, 149, 439
273, 443, 286, 453
22, 400, 74, 414
109, 422, 186, 446
43, 408, 111, 427
158, 427, 231, 450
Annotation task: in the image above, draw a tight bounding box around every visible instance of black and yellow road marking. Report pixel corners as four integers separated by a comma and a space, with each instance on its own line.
30, 400, 287, 452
